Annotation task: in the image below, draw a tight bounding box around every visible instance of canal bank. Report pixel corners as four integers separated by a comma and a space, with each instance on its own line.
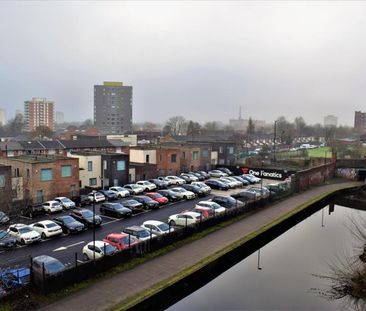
41, 180, 363, 311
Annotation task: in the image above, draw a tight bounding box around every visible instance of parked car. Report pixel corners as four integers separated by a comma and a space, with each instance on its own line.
179, 174, 193, 184
132, 195, 160, 209
205, 179, 229, 190
157, 189, 182, 202
109, 186, 130, 198
122, 226, 157, 241
165, 176, 186, 185
7, 224, 41, 245
120, 199, 144, 213
182, 184, 208, 197
157, 176, 173, 186
170, 187, 196, 200
195, 201, 226, 215
42, 200, 63, 214
226, 176, 245, 187
231, 190, 257, 202
73, 195, 92, 207
144, 192, 169, 205
211, 195, 245, 209
53, 216, 85, 234
191, 182, 212, 194
188, 172, 206, 181
219, 177, 238, 189
217, 167, 234, 176
148, 178, 168, 189
0, 211, 9, 224
141, 220, 173, 235
71, 209, 103, 227
191, 206, 214, 219
123, 184, 144, 195
208, 170, 228, 178
20, 203, 46, 218
54, 197, 76, 210
197, 171, 210, 179
184, 173, 199, 182
136, 180, 157, 192
98, 189, 118, 201
231, 175, 250, 186
168, 211, 201, 227
0, 230, 17, 249
99, 203, 132, 218
103, 233, 138, 250
32, 255, 65, 278
87, 191, 106, 203
82, 240, 117, 261
247, 187, 270, 199
30, 220, 63, 239
241, 174, 260, 184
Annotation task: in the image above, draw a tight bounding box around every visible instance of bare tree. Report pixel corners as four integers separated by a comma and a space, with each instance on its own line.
165, 116, 187, 136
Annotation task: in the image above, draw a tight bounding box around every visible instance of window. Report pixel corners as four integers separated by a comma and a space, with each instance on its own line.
89, 178, 97, 186
219, 147, 223, 154
192, 151, 199, 160
70, 185, 76, 197
228, 147, 234, 154
182, 152, 186, 159
40, 168, 52, 181
61, 165, 72, 177
0, 175, 5, 188
87, 161, 93, 171
36, 190, 44, 203
117, 160, 126, 171
171, 154, 177, 163
145, 154, 150, 163
202, 149, 208, 157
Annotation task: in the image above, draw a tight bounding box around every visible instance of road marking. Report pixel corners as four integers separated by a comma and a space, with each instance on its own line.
67, 241, 85, 248
53, 246, 67, 252
100, 215, 116, 220
19, 215, 32, 220
77, 260, 84, 264
102, 219, 120, 226
53, 240, 85, 252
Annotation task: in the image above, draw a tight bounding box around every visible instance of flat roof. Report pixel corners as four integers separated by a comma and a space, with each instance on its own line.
5, 155, 75, 164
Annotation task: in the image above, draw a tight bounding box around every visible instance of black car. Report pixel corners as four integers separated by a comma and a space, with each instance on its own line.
188, 172, 205, 181
120, 199, 144, 214
231, 176, 250, 186
205, 179, 229, 191
73, 195, 92, 207
131, 196, 160, 210
157, 189, 181, 202
70, 209, 103, 227
19, 203, 46, 218
211, 195, 245, 209
53, 216, 85, 234
182, 184, 207, 197
231, 190, 257, 202
98, 190, 118, 201
148, 179, 168, 189
197, 171, 210, 179
217, 167, 234, 176
99, 203, 132, 218
179, 174, 193, 184
0, 230, 17, 249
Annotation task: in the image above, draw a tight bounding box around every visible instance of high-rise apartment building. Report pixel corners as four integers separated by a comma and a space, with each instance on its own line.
24, 97, 54, 132
55, 111, 64, 124
0, 108, 6, 126
324, 115, 338, 128
94, 81, 132, 134
354, 111, 366, 133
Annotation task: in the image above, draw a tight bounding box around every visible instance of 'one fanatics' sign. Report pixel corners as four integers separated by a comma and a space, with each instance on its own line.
241, 167, 293, 180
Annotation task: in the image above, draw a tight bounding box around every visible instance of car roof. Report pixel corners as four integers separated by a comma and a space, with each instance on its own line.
34, 220, 57, 225
143, 220, 164, 226
86, 240, 110, 248
124, 225, 146, 231
54, 197, 66, 200
180, 211, 201, 217
33, 255, 61, 263
198, 201, 216, 205
45, 200, 59, 203
107, 232, 128, 238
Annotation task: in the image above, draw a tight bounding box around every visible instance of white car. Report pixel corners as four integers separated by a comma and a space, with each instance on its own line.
220, 177, 239, 189
226, 177, 244, 187
136, 181, 157, 192
82, 240, 117, 261
42, 200, 63, 213
165, 176, 186, 185
141, 220, 174, 235
157, 176, 174, 186
30, 220, 63, 239
8, 223, 41, 245
109, 186, 130, 198
209, 170, 228, 178
87, 191, 106, 203
123, 184, 144, 195
168, 211, 201, 227
192, 182, 212, 192
195, 201, 226, 215
170, 187, 196, 200
185, 174, 199, 182
54, 197, 76, 210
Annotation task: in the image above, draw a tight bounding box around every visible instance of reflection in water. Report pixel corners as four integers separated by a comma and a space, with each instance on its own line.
168, 205, 365, 311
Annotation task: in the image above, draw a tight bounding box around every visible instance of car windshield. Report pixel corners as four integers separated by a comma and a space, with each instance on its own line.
61, 198, 72, 203
113, 204, 124, 210
102, 244, 116, 255
138, 230, 150, 238
62, 216, 74, 224
18, 227, 32, 234
157, 223, 169, 231
211, 203, 222, 210
154, 193, 163, 198
114, 187, 123, 191
46, 223, 58, 228
121, 236, 137, 244
81, 210, 94, 218
0, 230, 8, 239
45, 260, 65, 274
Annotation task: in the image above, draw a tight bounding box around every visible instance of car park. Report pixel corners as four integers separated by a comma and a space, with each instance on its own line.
53, 216, 85, 234
168, 211, 201, 227
122, 226, 157, 241
165, 176, 186, 185
0, 211, 9, 224
99, 203, 132, 218
170, 187, 196, 200
211, 195, 245, 209
132, 195, 160, 209
182, 183, 208, 197
120, 199, 144, 213
148, 178, 168, 189
103, 233, 138, 250
32, 255, 65, 278
205, 179, 229, 190
208, 170, 228, 178
217, 167, 234, 176
19, 203, 46, 218
195, 201, 226, 215
98, 189, 118, 201
30, 220, 63, 239
136, 180, 157, 192
73, 195, 92, 207
144, 192, 169, 205
157, 189, 182, 202
82, 240, 117, 261
109, 186, 130, 198
0, 230, 17, 249
7, 224, 41, 245
87, 191, 106, 203
42, 200, 63, 214
124, 184, 144, 195
54, 197, 76, 210
71, 209, 103, 227
141, 220, 173, 235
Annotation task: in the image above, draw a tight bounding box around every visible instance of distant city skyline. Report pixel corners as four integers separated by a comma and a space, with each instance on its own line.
1, 2, 366, 126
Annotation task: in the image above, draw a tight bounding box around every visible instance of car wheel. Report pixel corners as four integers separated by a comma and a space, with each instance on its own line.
83, 253, 89, 261
20, 239, 26, 245
169, 220, 176, 226
183, 196, 187, 200
41, 232, 46, 239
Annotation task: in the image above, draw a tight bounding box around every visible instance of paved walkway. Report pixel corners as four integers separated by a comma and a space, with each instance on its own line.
41, 181, 362, 311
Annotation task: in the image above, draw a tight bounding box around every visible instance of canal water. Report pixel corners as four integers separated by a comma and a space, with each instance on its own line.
168, 204, 363, 310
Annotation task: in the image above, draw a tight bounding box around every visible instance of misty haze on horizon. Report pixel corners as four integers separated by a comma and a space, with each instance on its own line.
1, 1, 366, 126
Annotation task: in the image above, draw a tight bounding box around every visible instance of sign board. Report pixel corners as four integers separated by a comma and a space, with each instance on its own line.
240, 167, 295, 180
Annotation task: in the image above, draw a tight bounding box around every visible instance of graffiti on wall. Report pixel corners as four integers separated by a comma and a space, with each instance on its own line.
335, 168, 358, 180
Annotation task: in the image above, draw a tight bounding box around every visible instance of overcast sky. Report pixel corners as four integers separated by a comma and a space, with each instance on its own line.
1, 1, 366, 126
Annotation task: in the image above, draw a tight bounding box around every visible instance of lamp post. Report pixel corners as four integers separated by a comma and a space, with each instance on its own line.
93, 192, 96, 262
257, 249, 262, 270
273, 121, 277, 162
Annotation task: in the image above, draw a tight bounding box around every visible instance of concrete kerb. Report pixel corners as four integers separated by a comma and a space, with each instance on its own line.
112, 184, 361, 311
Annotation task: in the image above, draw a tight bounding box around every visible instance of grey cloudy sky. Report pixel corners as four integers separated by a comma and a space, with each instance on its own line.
1, 1, 366, 126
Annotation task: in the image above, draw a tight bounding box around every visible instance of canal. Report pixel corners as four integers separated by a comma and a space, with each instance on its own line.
168, 204, 362, 310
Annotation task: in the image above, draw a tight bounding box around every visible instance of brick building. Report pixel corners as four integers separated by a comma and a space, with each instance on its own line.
0, 165, 13, 214
24, 97, 54, 132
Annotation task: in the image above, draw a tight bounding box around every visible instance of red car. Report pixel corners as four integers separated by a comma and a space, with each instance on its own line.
145, 192, 169, 205
103, 233, 138, 250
